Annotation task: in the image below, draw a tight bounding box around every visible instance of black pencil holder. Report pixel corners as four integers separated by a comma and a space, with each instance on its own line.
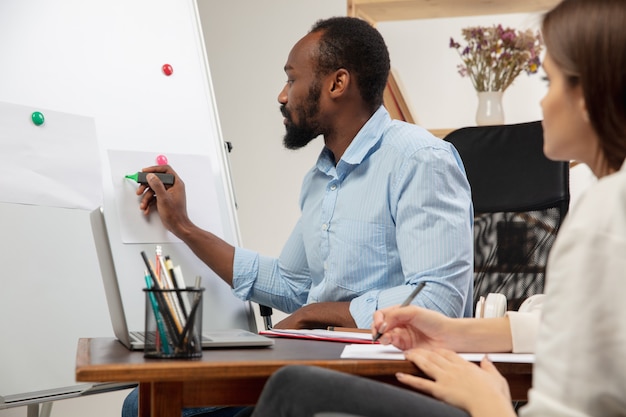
143, 287, 204, 359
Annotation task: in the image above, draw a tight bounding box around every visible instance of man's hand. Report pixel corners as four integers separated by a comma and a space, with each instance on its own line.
136, 164, 236, 284
136, 165, 193, 238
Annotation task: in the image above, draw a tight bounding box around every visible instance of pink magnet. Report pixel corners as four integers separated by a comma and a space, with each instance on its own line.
156, 154, 168, 165
162, 64, 173, 76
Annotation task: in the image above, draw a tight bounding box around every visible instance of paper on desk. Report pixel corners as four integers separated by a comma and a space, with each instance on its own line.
341, 344, 405, 359
341, 344, 535, 363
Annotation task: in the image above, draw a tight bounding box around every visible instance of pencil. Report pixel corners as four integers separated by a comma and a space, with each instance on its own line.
372, 282, 426, 342
326, 327, 371, 334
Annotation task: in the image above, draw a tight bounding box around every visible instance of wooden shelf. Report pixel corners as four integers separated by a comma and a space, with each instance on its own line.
429, 128, 455, 139
348, 0, 561, 24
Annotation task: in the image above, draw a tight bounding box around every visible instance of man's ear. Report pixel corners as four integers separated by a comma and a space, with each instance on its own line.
328, 69, 349, 97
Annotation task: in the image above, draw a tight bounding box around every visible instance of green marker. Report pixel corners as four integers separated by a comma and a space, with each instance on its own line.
125, 172, 175, 185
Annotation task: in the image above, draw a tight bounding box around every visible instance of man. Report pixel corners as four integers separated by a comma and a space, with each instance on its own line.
123, 16, 473, 417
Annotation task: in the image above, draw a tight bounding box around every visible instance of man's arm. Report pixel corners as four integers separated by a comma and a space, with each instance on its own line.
272, 302, 356, 329
138, 166, 236, 286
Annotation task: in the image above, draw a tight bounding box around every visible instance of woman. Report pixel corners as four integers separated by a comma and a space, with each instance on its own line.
246, 0, 626, 415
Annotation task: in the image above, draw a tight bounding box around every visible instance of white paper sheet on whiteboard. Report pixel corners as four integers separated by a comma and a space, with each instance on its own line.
106, 150, 224, 244
0, 101, 102, 210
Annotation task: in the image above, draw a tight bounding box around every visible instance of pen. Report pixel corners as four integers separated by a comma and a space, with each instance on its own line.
327, 327, 371, 334
145, 273, 171, 355
177, 276, 203, 351
177, 293, 202, 351
141, 250, 182, 344
373, 282, 426, 343
165, 255, 189, 319
141, 251, 160, 289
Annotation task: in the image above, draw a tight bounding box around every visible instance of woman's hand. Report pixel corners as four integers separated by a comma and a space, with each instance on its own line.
397, 348, 516, 417
372, 305, 454, 351
372, 305, 514, 353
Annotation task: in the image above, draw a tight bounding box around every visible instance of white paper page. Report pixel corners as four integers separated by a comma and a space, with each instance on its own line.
0, 101, 102, 209
341, 344, 535, 363
107, 150, 224, 243
341, 344, 405, 360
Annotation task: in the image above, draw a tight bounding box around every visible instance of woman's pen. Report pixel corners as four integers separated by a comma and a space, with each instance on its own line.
373, 282, 426, 343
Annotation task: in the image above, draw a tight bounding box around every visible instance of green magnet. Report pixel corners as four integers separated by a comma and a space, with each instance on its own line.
31, 111, 45, 126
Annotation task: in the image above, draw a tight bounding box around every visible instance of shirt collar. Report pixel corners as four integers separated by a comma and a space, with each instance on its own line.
315, 106, 391, 176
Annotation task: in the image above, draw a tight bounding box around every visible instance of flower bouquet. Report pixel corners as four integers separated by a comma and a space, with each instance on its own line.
450, 24, 543, 125
450, 25, 543, 93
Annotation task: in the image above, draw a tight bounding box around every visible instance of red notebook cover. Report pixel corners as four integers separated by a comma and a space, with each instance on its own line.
259, 329, 378, 344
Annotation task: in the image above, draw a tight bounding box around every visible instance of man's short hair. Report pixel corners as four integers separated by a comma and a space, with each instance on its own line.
310, 17, 390, 110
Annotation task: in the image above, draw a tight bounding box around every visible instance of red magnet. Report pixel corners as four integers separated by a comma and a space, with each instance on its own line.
156, 154, 168, 165
162, 64, 173, 76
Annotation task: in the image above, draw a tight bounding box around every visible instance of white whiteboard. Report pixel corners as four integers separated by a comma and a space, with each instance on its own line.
0, 203, 114, 402
0, 0, 253, 404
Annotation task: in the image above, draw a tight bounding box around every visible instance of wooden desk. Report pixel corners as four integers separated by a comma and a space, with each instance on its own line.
76, 337, 532, 417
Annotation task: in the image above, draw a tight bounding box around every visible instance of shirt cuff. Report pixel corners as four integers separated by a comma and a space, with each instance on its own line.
349, 292, 379, 328
232, 246, 259, 299
506, 311, 541, 353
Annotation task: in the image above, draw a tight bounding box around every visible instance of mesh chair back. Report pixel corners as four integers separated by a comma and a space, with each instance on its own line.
444, 121, 570, 310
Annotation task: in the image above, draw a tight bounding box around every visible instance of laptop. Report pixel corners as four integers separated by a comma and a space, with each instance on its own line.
90, 207, 274, 350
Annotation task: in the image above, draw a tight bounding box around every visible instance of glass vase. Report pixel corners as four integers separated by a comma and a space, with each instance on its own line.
476, 91, 505, 126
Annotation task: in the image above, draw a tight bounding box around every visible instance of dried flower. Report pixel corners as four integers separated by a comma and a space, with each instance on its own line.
450, 25, 543, 92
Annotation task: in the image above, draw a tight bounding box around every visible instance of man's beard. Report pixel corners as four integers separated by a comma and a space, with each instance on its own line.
282, 83, 322, 150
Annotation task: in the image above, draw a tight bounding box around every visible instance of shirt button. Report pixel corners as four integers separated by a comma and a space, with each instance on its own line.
322, 223, 328, 231
330, 184, 337, 191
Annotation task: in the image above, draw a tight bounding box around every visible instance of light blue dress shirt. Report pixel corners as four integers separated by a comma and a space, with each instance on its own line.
233, 106, 473, 327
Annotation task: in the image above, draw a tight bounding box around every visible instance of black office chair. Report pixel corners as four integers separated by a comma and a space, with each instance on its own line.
444, 121, 570, 311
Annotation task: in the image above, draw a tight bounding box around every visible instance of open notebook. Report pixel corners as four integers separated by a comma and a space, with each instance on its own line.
90, 207, 274, 350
